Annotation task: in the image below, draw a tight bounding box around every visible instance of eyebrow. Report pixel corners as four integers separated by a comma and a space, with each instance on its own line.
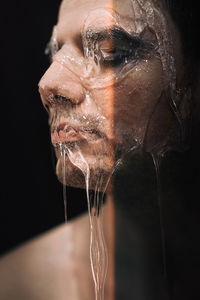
84, 27, 138, 42
45, 26, 154, 60
83, 26, 154, 51
45, 28, 124, 59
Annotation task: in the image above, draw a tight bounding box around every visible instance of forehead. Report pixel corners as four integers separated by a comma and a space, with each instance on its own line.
59, 0, 134, 19
56, 0, 142, 39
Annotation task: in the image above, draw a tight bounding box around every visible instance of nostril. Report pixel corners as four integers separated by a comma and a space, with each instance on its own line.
54, 94, 75, 105
54, 95, 68, 101
39, 86, 54, 110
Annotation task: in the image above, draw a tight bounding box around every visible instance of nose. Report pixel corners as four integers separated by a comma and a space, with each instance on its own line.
38, 61, 85, 109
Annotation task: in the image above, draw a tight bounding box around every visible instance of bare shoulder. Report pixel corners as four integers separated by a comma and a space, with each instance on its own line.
0, 214, 94, 300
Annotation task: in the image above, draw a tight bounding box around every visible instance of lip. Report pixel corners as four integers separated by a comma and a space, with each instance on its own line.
51, 123, 85, 145
51, 122, 102, 145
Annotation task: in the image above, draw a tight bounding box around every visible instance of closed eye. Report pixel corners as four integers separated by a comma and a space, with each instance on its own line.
99, 27, 155, 68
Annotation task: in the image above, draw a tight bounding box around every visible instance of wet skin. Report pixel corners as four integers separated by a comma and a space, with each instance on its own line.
38, 0, 186, 190
38, 0, 194, 299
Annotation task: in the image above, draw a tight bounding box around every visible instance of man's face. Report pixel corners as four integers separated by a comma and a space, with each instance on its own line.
39, 0, 183, 189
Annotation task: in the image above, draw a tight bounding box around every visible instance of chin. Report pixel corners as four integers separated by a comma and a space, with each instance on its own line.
55, 151, 114, 192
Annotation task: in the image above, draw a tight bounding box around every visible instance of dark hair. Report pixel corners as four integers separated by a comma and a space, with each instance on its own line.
163, 0, 199, 61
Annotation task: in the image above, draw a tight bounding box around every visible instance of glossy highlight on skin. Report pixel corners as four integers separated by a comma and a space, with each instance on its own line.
38, 0, 190, 299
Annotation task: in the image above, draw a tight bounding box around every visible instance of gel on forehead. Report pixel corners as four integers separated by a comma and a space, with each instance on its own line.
44, 0, 182, 157
80, 0, 176, 94
80, 6, 148, 87
48, 0, 176, 96
132, 0, 182, 128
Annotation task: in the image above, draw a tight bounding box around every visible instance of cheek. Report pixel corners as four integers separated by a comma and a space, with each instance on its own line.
113, 59, 165, 141
88, 58, 165, 147
88, 88, 115, 140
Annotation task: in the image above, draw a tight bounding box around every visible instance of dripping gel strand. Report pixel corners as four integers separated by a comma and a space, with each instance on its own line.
64, 143, 108, 300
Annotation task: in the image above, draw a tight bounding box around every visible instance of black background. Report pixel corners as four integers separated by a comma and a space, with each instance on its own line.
1, 0, 200, 259
0, 0, 87, 255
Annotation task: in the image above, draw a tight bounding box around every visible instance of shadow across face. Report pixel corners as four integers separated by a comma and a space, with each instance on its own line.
39, 0, 189, 192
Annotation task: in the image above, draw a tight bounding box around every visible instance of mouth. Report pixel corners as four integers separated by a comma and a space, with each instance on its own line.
51, 122, 104, 148
51, 121, 114, 188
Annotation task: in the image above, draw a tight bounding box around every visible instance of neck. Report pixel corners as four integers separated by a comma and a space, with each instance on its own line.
108, 151, 172, 300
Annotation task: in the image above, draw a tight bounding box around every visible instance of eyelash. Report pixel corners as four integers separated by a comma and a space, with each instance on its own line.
100, 47, 140, 67
45, 30, 154, 68
99, 30, 154, 68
